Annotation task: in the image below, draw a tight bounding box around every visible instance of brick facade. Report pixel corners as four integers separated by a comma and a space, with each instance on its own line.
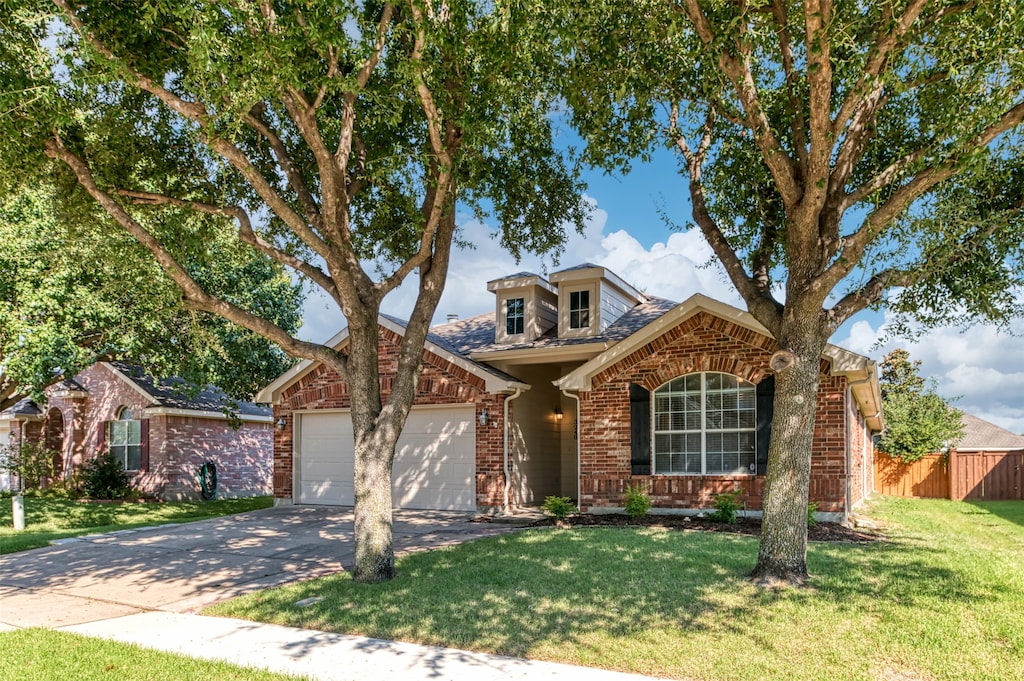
38, 363, 272, 500
576, 312, 852, 515
272, 326, 508, 508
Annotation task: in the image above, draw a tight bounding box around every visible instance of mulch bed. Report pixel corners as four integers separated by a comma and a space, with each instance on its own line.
525, 513, 882, 543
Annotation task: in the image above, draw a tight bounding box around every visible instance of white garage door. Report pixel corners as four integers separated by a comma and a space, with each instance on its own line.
297, 406, 477, 511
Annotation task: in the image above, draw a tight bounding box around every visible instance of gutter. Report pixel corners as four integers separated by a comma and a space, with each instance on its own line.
503, 388, 524, 514
562, 389, 581, 510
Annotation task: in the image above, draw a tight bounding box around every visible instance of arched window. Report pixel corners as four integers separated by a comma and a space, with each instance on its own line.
109, 407, 142, 471
653, 372, 756, 475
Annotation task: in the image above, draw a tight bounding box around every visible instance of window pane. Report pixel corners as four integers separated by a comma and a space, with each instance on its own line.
505, 298, 524, 335
569, 290, 590, 329
126, 445, 141, 471
110, 421, 127, 446
128, 420, 141, 444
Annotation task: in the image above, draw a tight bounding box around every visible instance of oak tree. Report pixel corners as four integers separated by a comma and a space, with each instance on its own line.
0, 186, 302, 411
0, 1, 585, 581
562, 0, 1024, 583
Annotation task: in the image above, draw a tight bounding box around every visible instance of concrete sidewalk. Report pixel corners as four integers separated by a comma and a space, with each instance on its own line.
63, 611, 665, 681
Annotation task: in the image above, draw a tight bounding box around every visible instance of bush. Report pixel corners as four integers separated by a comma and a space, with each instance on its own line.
0, 441, 61, 492
623, 483, 651, 519
709, 489, 744, 524
807, 501, 819, 527
80, 453, 135, 500
542, 495, 576, 520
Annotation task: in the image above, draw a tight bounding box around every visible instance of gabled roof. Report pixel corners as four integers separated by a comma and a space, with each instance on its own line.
957, 412, 1024, 451
255, 315, 530, 404
0, 398, 43, 420
437, 297, 678, 357
553, 294, 884, 431
105, 362, 271, 420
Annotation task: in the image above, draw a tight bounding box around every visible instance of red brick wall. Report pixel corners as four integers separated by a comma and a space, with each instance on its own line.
846, 393, 871, 507
577, 312, 850, 514
273, 326, 507, 508
46, 363, 271, 500
144, 415, 272, 500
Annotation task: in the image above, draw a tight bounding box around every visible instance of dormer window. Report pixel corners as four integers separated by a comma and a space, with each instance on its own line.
569, 290, 590, 330
506, 297, 525, 335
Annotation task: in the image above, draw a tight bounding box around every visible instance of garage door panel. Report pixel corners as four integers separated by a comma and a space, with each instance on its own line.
298, 407, 475, 511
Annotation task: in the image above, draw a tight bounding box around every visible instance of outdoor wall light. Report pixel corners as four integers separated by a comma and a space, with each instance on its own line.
275, 417, 287, 430
478, 409, 489, 427
554, 407, 563, 422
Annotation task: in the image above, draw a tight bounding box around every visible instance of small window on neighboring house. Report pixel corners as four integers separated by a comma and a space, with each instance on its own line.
653, 372, 756, 475
569, 289, 590, 329
109, 407, 142, 472
506, 297, 525, 335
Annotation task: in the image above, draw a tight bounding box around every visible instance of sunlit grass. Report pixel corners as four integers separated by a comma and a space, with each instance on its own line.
209, 497, 1024, 680
0, 629, 306, 681
0, 495, 273, 554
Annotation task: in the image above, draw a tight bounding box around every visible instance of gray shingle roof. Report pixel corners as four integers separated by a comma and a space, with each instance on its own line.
379, 315, 526, 385
109, 362, 271, 417
0, 398, 43, 418
957, 412, 1024, 450
430, 296, 679, 355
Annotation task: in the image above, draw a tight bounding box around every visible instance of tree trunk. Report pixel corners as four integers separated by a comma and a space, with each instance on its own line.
751, 322, 827, 586
352, 424, 397, 582
344, 309, 399, 583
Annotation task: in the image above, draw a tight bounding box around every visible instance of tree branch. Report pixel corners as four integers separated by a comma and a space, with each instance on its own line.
771, 0, 808, 170
670, 112, 784, 335
113, 189, 339, 301
677, 0, 801, 209
53, 0, 330, 263
827, 268, 915, 332
245, 103, 322, 230
45, 135, 346, 374
820, 98, 1024, 292
801, 0, 834, 215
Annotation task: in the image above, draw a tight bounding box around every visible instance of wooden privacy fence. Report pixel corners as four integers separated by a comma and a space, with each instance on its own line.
874, 450, 1024, 501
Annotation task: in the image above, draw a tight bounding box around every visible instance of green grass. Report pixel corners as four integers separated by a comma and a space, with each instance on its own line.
209, 497, 1024, 681
0, 495, 273, 554
0, 629, 305, 680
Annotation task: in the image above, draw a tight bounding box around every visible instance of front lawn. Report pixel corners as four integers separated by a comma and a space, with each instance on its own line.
0, 495, 273, 554
209, 497, 1024, 681
0, 629, 305, 681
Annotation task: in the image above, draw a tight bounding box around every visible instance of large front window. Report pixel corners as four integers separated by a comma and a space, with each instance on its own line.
653, 372, 756, 475
505, 297, 525, 335
109, 407, 141, 471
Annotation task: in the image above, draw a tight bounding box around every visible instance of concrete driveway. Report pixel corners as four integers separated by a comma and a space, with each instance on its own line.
0, 505, 521, 630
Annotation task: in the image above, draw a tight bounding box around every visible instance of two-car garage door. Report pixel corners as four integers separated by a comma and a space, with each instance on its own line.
296, 406, 477, 511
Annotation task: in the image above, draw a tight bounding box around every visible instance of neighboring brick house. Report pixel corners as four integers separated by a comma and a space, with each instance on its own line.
259, 264, 883, 521
0, 362, 273, 499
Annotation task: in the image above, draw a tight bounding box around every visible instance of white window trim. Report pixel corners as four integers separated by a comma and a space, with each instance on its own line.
652, 372, 757, 476
109, 408, 142, 472
558, 283, 598, 338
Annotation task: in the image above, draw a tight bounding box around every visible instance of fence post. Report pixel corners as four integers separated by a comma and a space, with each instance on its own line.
948, 449, 958, 500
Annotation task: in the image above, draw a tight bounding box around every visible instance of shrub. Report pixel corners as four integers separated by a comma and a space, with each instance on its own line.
0, 441, 61, 492
80, 453, 135, 500
623, 483, 651, 519
542, 495, 576, 520
807, 501, 819, 527
709, 489, 744, 524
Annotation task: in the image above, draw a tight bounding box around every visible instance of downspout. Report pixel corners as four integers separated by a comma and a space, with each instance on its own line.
503, 388, 523, 515
562, 390, 581, 509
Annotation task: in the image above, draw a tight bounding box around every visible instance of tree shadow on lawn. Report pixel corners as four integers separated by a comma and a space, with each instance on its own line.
235, 526, 983, 662
963, 500, 1024, 529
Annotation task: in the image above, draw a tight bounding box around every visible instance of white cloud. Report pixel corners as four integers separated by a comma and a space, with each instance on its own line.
834, 311, 1024, 436
296, 200, 741, 342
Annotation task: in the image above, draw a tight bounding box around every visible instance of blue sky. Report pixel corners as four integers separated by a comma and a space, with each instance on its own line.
296, 146, 1024, 437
